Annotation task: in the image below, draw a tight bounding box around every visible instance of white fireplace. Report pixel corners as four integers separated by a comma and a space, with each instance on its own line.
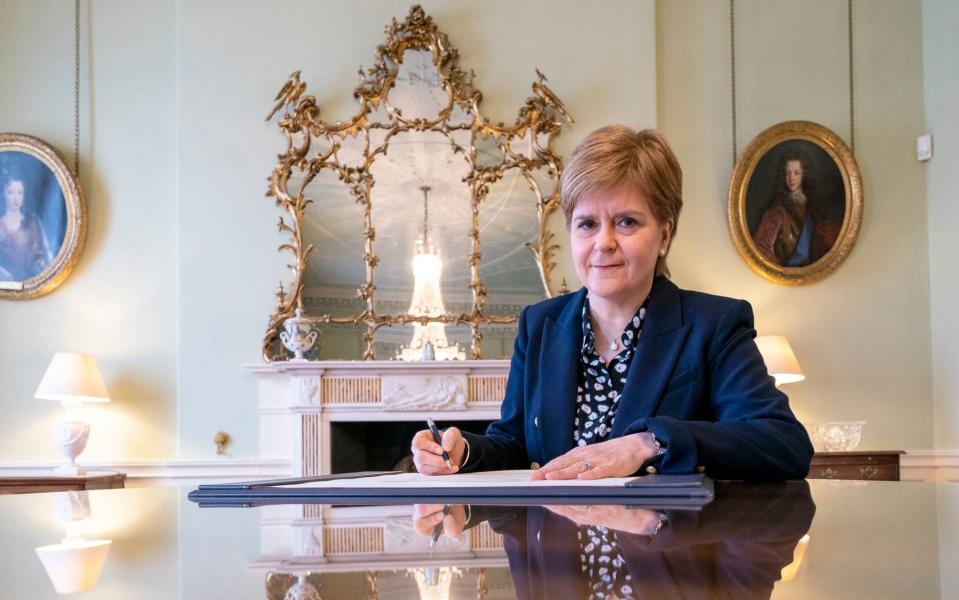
249, 360, 510, 476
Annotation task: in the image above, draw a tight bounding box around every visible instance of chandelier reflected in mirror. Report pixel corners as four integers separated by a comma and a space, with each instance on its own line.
398, 186, 466, 361
262, 5, 573, 361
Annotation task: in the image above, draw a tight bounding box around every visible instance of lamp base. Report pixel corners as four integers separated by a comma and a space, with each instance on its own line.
54, 463, 87, 477
53, 420, 90, 477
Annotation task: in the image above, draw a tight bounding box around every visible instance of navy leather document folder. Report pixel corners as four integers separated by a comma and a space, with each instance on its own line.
187, 470, 714, 507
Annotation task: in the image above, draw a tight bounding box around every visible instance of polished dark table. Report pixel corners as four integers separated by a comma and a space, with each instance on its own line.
0, 479, 953, 599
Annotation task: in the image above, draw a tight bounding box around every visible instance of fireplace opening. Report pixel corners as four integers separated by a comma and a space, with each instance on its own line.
330, 420, 493, 473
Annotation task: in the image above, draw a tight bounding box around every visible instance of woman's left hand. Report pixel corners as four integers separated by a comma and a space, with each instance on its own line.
544, 504, 666, 536
530, 433, 659, 480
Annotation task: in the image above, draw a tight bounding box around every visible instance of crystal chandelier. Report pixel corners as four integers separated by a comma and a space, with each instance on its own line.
398, 186, 465, 361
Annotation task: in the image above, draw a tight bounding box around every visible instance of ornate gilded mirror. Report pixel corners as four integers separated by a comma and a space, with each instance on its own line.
263, 5, 572, 361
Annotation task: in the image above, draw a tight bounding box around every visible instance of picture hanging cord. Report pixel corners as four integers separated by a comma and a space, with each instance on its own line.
73, 0, 80, 176
729, 0, 737, 166
848, 0, 855, 155
729, 0, 856, 164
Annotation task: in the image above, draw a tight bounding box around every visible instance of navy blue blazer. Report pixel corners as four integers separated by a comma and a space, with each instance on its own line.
461, 276, 814, 480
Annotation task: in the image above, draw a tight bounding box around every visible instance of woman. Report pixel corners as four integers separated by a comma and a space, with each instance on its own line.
411, 126, 813, 480
0, 173, 52, 280
752, 149, 840, 266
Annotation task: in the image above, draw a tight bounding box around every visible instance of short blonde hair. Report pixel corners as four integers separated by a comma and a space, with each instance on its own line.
560, 125, 683, 278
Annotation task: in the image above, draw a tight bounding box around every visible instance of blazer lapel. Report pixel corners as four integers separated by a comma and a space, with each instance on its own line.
538, 287, 586, 462
527, 508, 589, 599
612, 277, 691, 437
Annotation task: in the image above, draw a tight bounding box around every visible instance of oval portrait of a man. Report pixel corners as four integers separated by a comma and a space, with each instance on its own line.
728, 121, 863, 286
745, 139, 845, 267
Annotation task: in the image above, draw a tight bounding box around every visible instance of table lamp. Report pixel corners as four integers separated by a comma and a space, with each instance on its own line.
34, 353, 111, 475
755, 335, 805, 387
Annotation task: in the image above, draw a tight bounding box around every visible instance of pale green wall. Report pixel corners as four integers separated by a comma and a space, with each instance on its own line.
656, 0, 933, 449
0, 0, 656, 460
0, 0, 178, 461
923, 0, 959, 449
922, 1, 959, 594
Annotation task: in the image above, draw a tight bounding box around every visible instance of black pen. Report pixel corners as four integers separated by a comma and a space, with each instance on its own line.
430, 504, 450, 548
426, 418, 453, 471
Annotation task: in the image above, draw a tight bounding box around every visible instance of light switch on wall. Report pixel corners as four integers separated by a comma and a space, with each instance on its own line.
917, 134, 933, 162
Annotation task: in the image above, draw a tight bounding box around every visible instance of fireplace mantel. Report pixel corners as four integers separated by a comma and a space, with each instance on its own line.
249, 360, 509, 476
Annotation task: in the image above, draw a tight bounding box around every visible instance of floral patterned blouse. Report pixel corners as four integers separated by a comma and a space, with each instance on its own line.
577, 525, 635, 599
574, 296, 650, 446
574, 295, 650, 599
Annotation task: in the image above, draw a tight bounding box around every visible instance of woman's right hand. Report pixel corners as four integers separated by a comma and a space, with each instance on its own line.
411, 426, 465, 475
412, 504, 469, 539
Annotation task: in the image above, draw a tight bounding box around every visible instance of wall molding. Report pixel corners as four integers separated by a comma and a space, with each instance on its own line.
900, 449, 959, 482
0, 459, 292, 483
0, 451, 955, 483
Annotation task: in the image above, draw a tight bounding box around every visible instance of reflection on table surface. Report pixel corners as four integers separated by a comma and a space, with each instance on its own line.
0, 480, 954, 599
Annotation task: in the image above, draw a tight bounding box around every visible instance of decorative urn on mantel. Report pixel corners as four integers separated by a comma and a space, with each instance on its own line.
280, 307, 319, 361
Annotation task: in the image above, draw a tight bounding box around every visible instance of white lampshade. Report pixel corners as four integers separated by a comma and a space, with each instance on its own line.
35, 353, 110, 404
755, 335, 805, 386
35, 540, 111, 594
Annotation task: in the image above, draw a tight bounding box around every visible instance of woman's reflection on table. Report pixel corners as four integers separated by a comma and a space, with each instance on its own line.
413, 482, 815, 600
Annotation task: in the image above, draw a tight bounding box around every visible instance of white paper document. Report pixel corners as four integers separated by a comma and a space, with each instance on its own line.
278, 470, 636, 489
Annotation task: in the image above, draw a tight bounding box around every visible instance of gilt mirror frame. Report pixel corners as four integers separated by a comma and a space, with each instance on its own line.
262, 5, 573, 361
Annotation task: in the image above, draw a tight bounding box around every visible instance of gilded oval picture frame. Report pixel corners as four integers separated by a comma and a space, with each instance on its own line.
728, 121, 863, 285
0, 133, 86, 300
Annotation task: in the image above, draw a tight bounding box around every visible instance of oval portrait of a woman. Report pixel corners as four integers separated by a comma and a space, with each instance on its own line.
728, 121, 862, 286
0, 134, 86, 299
0, 155, 66, 280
